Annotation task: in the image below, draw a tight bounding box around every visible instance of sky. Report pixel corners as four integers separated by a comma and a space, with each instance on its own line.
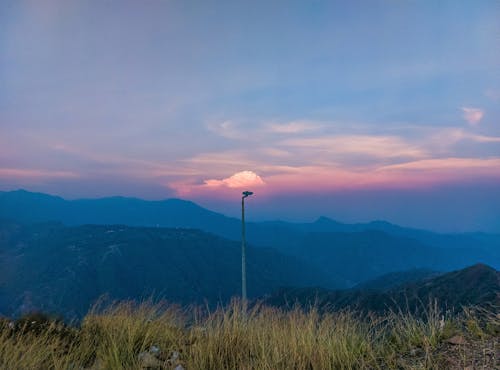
1, 0, 500, 232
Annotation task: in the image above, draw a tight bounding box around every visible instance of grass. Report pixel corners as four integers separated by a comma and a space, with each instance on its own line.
0, 300, 498, 369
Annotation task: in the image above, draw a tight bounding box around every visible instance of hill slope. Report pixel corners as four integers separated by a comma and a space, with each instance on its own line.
265, 264, 500, 313
0, 220, 338, 318
353, 268, 440, 291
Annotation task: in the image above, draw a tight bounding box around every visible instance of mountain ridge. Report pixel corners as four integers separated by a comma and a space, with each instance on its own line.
2, 190, 498, 279
0, 220, 341, 318
265, 263, 500, 313
4, 189, 500, 235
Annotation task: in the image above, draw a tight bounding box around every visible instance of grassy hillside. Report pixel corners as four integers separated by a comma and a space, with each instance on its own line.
0, 300, 498, 369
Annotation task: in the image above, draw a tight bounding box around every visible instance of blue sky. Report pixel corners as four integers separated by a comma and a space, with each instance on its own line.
1, 0, 499, 231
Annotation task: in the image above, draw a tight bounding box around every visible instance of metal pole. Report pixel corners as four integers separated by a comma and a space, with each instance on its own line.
241, 196, 247, 303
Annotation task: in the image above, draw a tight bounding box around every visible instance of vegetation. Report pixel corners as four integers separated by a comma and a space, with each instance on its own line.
266, 264, 500, 314
0, 220, 333, 318
0, 300, 498, 369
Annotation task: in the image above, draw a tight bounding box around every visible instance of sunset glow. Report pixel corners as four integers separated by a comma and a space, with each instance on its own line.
1, 1, 499, 231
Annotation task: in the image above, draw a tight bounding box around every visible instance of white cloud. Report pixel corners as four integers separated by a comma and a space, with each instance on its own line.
265, 121, 323, 134
461, 107, 484, 126
204, 170, 265, 189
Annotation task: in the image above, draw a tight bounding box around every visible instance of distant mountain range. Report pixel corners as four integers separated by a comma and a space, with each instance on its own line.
2, 218, 497, 318
2, 189, 499, 250
1, 190, 498, 276
0, 220, 334, 318
265, 263, 500, 313
287, 230, 499, 285
1, 190, 499, 317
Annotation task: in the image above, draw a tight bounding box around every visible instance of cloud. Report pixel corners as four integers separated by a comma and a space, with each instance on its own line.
470, 135, 500, 143
263, 157, 500, 193
206, 119, 324, 140
0, 168, 79, 180
426, 128, 500, 153
259, 148, 291, 158
204, 171, 265, 189
484, 89, 500, 102
461, 107, 484, 126
378, 157, 500, 171
205, 120, 243, 139
281, 135, 426, 159
265, 121, 323, 134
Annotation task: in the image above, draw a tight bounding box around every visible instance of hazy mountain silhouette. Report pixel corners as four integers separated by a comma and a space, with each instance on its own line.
1, 190, 498, 285
0, 220, 339, 318
265, 264, 500, 313
2, 190, 499, 249
0, 190, 236, 233
288, 230, 500, 284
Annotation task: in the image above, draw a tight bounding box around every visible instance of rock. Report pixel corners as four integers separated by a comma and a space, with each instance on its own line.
446, 335, 466, 345
150, 345, 160, 355
409, 348, 421, 356
138, 351, 163, 368
170, 351, 180, 362
173, 365, 185, 370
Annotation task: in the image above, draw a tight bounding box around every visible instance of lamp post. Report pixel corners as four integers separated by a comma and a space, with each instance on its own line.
241, 190, 253, 303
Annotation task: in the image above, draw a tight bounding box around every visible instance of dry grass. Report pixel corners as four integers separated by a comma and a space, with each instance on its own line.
0, 300, 498, 369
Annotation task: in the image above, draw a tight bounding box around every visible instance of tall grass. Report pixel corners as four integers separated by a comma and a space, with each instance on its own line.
0, 300, 497, 369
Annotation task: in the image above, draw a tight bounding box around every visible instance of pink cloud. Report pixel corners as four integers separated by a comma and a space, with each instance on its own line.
0, 168, 80, 185
204, 171, 265, 189
378, 157, 500, 171
281, 135, 426, 159
461, 107, 484, 126
263, 158, 500, 194
0, 168, 79, 180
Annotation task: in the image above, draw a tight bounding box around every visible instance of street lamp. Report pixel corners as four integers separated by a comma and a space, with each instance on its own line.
241, 190, 253, 303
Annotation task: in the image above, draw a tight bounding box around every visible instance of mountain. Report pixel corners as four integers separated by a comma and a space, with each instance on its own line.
289, 230, 500, 285
353, 268, 441, 291
2, 189, 499, 249
0, 190, 238, 236
265, 264, 500, 313
0, 220, 338, 318
260, 215, 500, 249
1, 190, 499, 285
1, 190, 498, 318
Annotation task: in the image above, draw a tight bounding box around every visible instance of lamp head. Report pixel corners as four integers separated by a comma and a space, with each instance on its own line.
242, 191, 253, 198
